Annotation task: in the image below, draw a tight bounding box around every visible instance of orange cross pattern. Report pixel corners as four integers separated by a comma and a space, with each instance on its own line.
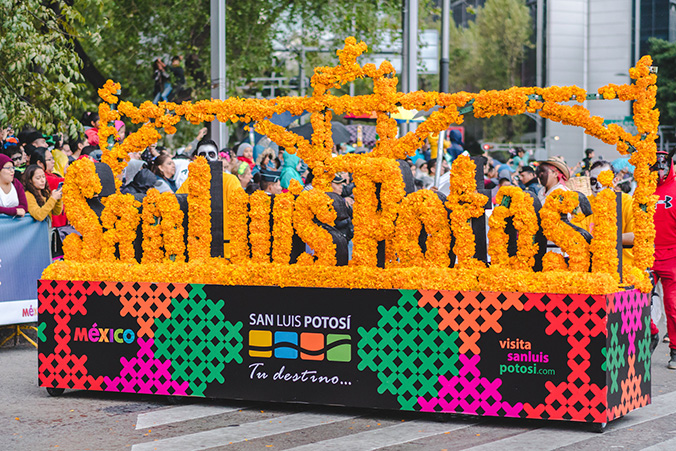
419, 290, 524, 354
522, 380, 607, 423
103, 282, 188, 338
610, 354, 650, 420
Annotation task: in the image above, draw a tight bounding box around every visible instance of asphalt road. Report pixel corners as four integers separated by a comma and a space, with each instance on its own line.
2, 339, 676, 451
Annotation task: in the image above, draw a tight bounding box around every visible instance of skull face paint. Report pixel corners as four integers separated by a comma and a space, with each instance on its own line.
652, 153, 671, 183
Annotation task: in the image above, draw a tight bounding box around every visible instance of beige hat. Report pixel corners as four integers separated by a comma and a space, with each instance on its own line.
539, 156, 570, 181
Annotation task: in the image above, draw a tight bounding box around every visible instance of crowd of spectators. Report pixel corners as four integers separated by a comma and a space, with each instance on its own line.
0, 120, 639, 266
6, 120, 675, 364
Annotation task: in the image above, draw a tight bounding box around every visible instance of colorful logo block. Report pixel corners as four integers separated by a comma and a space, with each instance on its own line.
249, 330, 272, 358
300, 333, 324, 360
327, 334, 351, 362
274, 331, 298, 359
248, 329, 351, 362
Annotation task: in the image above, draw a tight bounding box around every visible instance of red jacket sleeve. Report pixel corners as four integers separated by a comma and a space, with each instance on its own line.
14, 178, 28, 211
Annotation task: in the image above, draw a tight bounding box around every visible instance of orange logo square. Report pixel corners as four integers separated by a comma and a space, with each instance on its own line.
300, 332, 324, 360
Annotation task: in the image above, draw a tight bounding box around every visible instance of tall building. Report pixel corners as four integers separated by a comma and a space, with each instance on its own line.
544, 0, 637, 164
450, 0, 674, 164
641, 0, 676, 55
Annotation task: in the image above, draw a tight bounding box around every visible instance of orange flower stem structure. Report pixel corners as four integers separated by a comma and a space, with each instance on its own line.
46, 38, 660, 295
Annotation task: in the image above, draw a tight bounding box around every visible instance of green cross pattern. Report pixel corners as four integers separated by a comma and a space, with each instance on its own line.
606, 322, 626, 394
357, 290, 460, 410
637, 315, 651, 382
154, 284, 244, 396
37, 322, 47, 342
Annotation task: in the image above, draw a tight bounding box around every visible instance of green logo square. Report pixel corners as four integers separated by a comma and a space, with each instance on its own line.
326, 334, 351, 362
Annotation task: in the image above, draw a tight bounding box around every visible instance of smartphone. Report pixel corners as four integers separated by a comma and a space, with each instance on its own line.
57, 181, 64, 190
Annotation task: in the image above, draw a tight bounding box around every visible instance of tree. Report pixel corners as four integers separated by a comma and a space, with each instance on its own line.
446, 0, 533, 141
70, 0, 402, 145
76, 0, 402, 104
474, 0, 531, 89
0, 0, 97, 136
649, 38, 676, 128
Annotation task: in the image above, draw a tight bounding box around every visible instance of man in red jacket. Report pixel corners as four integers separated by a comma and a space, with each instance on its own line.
653, 149, 676, 368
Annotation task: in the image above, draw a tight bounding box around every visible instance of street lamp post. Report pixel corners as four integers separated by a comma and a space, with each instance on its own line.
434, 0, 450, 188
401, 0, 418, 136
210, 0, 228, 150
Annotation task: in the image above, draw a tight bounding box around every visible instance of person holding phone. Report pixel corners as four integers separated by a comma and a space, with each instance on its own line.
22, 164, 63, 222
29, 147, 67, 227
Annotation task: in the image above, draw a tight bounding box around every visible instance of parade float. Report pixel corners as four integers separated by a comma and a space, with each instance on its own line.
38, 38, 658, 429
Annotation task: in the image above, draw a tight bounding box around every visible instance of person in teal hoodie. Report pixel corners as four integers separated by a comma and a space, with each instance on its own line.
280, 151, 304, 189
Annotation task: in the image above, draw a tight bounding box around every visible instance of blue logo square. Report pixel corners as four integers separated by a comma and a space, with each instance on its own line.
274, 331, 298, 359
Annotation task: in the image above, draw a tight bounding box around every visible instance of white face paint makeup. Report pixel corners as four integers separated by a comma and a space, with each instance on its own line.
196, 144, 219, 162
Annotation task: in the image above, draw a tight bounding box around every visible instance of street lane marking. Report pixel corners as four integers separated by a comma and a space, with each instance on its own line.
135, 404, 246, 430
285, 419, 478, 451
463, 390, 676, 451
132, 390, 676, 450
131, 411, 356, 451
640, 436, 676, 450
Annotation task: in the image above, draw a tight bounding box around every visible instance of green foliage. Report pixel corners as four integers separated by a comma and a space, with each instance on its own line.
0, 0, 94, 136
649, 38, 676, 127
447, 0, 533, 141
78, 0, 402, 102
1, 0, 531, 144
76, 0, 211, 104
475, 0, 532, 89
74, 0, 402, 144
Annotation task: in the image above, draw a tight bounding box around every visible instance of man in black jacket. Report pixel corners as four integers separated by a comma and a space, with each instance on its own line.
518, 165, 542, 197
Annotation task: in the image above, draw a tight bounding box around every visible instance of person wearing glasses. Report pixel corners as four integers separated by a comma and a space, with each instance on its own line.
0, 154, 27, 217
2, 144, 26, 180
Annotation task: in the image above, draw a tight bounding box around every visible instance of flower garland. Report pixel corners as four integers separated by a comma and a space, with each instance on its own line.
445, 155, 488, 270
98, 79, 121, 104
187, 157, 212, 261
598, 170, 614, 187
141, 189, 185, 263
271, 191, 295, 264
98, 103, 120, 149
540, 189, 590, 272
97, 80, 126, 189
589, 172, 619, 280
623, 264, 652, 292
293, 189, 337, 266
393, 190, 451, 267
488, 186, 539, 270
49, 38, 660, 295
62, 158, 103, 261
43, 260, 621, 295
229, 189, 250, 263
349, 157, 405, 267
100, 193, 141, 262
249, 190, 272, 263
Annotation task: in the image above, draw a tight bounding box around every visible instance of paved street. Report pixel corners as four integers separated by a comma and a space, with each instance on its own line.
3, 338, 676, 451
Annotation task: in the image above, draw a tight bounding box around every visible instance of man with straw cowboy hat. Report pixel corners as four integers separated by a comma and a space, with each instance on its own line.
536, 156, 571, 205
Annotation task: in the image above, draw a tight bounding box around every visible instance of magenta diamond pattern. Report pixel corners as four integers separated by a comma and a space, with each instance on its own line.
103, 338, 188, 395
417, 354, 523, 416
